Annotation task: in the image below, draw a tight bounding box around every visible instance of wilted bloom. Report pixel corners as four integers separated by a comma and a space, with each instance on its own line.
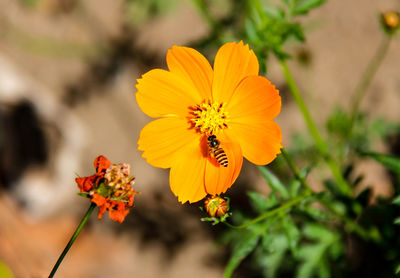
76, 156, 136, 223
204, 196, 229, 218
136, 41, 282, 203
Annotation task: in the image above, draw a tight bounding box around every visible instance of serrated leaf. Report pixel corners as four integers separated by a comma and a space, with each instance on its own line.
360, 151, 400, 175
223, 232, 260, 278
257, 166, 289, 199
293, 0, 326, 15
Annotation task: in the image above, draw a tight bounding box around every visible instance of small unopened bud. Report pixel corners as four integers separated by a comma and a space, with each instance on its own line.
381, 11, 400, 33
204, 196, 229, 218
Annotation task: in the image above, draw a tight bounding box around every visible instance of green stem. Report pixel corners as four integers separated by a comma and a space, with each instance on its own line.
280, 148, 311, 192
281, 149, 380, 242
279, 59, 351, 196
49, 202, 96, 278
224, 191, 312, 229
349, 35, 391, 130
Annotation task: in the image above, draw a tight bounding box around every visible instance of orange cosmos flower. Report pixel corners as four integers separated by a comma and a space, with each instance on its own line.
76, 155, 136, 223
136, 41, 282, 203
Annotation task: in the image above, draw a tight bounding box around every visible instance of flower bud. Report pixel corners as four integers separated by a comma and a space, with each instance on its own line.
381, 11, 400, 33
204, 196, 229, 218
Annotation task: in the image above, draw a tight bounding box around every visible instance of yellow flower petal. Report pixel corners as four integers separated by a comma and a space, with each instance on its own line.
136, 69, 201, 118
167, 46, 213, 100
227, 75, 281, 121
212, 41, 259, 103
226, 120, 282, 165
169, 136, 207, 203
204, 132, 243, 195
138, 117, 197, 169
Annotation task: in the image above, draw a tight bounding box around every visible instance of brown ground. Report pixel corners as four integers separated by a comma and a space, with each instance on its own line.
0, 0, 399, 277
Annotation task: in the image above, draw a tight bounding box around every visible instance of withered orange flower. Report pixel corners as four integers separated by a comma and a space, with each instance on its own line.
136, 41, 282, 204
76, 155, 136, 223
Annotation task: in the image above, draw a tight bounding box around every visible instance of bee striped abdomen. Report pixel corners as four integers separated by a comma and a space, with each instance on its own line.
213, 148, 228, 167
207, 135, 229, 167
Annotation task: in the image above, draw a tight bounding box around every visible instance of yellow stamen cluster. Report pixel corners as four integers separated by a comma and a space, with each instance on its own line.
189, 101, 229, 134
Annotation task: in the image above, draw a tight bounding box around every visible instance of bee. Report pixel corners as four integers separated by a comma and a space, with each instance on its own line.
207, 135, 228, 167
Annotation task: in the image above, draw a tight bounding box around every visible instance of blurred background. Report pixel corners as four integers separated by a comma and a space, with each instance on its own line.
0, 0, 399, 277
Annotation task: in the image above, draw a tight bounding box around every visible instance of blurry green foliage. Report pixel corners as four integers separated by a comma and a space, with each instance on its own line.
19, 0, 39, 7
191, 0, 325, 73
125, 0, 178, 25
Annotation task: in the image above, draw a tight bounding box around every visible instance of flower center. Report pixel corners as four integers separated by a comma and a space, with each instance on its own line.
189, 101, 229, 134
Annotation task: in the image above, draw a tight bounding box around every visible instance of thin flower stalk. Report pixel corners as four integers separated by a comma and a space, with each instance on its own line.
348, 35, 392, 131
48, 203, 96, 278
279, 59, 352, 196
224, 191, 312, 229
280, 148, 311, 193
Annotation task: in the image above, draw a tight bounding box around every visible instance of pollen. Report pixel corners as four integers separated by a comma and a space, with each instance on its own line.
189, 101, 229, 134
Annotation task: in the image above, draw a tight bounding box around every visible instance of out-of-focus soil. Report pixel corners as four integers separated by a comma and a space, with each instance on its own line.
0, 0, 399, 277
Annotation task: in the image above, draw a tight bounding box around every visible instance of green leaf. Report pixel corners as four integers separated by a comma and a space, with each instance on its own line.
247, 191, 270, 213
224, 232, 260, 278
289, 179, 301, 198
296, 224, 340, 278
394, 217, 400, 225
77, 192, 90, 198
245, 20, 261, 44
392, 195, 400, 206
293, 0, 326, 15
303, 223, 332, 239
302, 206, 333, 221
396, 263, 400, 275
283, 217, 300, 254
257, 166, 289, 199
262, 234, 289, 278
290, 166, 312, 197
360, 151, 400, 175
